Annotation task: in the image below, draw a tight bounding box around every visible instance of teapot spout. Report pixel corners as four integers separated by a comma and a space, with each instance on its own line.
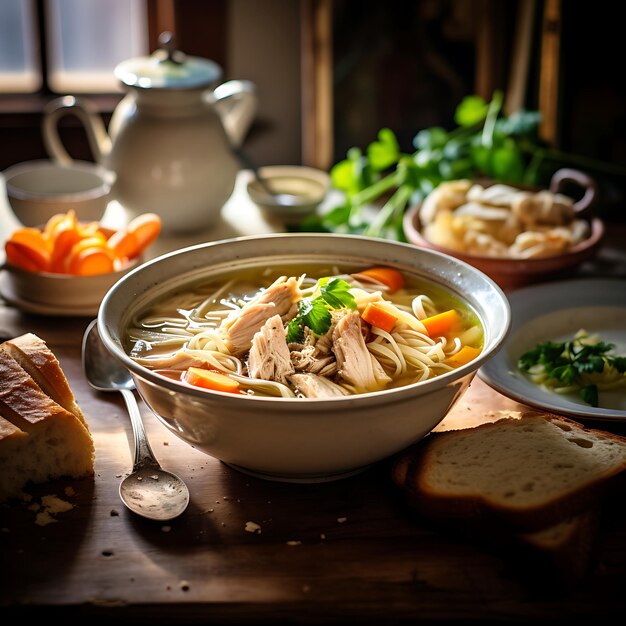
43, 95, 112, 166
212, 80, 257, 148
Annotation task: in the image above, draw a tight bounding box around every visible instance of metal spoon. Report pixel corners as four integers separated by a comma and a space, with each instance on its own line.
82, 319, 189, 521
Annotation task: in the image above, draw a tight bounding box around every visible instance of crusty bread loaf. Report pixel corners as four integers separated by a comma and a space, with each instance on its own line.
392, 412, 626, 532
1, 332, 88, 427
0, 343, 94, 502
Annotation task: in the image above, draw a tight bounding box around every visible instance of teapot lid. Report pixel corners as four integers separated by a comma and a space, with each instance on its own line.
114, 32, 222, 90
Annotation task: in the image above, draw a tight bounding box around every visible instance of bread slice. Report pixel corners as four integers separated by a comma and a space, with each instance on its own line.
392, 412, 626, 532
1, 332, 88, 428
0, 348, 94, 502
0, 416, 29, 501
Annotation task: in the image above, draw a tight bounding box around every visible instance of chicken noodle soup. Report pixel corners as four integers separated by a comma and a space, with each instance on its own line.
125, 264, 484, 398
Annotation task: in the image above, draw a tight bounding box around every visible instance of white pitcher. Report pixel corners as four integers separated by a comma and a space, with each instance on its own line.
42, 33, 256, 234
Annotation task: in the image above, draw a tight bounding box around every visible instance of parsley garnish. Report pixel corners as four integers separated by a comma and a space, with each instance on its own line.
286, 278, 357, 343
517, 331, 626, 407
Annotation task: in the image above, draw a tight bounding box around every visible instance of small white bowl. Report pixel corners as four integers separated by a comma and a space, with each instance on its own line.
3, 159, 114, 227
1, 227, 141, 317
246, 165, 330, 222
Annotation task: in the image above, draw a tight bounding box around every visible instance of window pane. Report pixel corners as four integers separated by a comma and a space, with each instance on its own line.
46, 0, 148, 93
0, 0, 41, 92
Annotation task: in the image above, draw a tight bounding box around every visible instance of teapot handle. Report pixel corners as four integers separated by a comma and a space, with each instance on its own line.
42, 96, 111, 165
212, 80, 257, 148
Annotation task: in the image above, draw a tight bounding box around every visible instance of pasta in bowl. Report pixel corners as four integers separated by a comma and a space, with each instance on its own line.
403, 169, 604, 290
98, 234, 510, 482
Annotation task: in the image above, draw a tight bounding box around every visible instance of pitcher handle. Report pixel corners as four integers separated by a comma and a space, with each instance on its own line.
549, 168, 598, 217
42, 95, 111, 165
212, 80, 257, 148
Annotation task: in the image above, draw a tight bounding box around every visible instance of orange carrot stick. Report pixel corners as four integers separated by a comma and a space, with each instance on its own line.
5, 240, 50, 272
126, 213, 161, 257
357, 267, 405, 293
420, 309, 462, 337
106, 229, 140, 260
184, 367, 240, 394
445, 345, 481, 368
362, 302, 399, 333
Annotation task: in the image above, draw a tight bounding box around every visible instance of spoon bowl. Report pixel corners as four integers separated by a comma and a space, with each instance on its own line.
82, 318, 189, 520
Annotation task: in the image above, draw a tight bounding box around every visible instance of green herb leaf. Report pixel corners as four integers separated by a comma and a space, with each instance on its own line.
517, 332, 626, 407
580, 384, 599, 407
367, 128, 400, 171
454, 95, 488, 127
286, 317, 305, 343
319, 277, 357, 310
299, 298, 332, 336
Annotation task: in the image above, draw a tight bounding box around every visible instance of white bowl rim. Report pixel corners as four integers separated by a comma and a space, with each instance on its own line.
98, 233, 511, 407
4, 158, 115, 202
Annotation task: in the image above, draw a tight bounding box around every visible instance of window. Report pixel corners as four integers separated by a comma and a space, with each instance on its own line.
0, 0, 148, 95
0, 0, 40, 92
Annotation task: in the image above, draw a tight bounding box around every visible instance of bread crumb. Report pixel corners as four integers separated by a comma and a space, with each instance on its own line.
161, 525, 171, 533
286, 540, 302, 546
320, 533, 326, 540
245, 521, 261, 534
163, 441, 169, 446
337, 517, 347, 523
64, 486, 76, 497
41, 495, 74, 514
35, 511, 57, 526
110, 509, 120, 516
180, 580, 190, 591
208, 508, 214, 513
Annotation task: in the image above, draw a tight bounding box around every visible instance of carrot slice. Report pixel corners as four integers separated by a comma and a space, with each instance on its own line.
184, 367, 240, 394
420, 309, 462, 337
6, 228, 52, 272
50, 227, 83, 273
445, 345, 481, 368
5, 240, 50, 272
67, 246, 117, 276
106, 229, 140, 260
357, 267, 405, 293
126, 213, 161, 257
362, 302, 399, 333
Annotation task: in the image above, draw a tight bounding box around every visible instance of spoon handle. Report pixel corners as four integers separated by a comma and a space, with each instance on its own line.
120, 387, 160, 471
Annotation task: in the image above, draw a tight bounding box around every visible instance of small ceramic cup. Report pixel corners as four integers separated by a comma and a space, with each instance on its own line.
246, 165, 330, 223
3, 159, 114, 227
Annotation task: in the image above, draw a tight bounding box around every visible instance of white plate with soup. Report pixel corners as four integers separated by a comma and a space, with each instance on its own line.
479, 277, 626, 421
98, 234, 510, 482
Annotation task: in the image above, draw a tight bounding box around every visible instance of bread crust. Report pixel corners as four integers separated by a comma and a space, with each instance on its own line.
0, 344, 94, 502
392, 412, 626, 532
1, 333, 87, 427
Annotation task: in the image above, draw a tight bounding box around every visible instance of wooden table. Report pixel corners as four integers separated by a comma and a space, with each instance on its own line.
1, 174, 626, 623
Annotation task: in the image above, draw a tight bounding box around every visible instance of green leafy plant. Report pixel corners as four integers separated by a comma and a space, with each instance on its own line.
297, 90, 625, 241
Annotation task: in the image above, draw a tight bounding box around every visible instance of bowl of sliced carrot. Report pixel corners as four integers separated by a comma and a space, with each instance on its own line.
1, 210, 161, 313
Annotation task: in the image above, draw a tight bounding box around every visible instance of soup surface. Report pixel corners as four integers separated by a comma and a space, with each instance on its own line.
125, 263, 483, 398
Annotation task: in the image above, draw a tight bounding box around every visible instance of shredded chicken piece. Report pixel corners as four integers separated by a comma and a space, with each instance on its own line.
332, 310, 391, 392
219, 276, 301, 355
247, 315, 294, 384
288, 373, 349, 398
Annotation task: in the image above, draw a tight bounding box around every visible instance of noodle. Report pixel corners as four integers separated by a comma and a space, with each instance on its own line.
125, 264, 483, 398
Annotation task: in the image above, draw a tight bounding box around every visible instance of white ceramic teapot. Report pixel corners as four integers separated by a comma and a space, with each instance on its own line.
42, 33, 256, 234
